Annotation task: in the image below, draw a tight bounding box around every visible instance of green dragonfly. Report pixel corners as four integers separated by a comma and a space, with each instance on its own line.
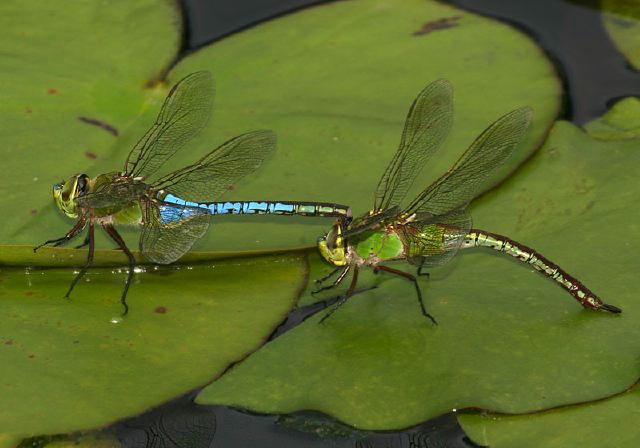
36, 71, 349, 315
316, 79, 622, 323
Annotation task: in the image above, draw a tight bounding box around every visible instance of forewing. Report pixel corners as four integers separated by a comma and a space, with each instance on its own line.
373, 79, 453, 212
152, 130, 276, 202
75, 180, 148, 210
345, 206, 401, 237
404, 107, 533, 216
140, 201, 210, 264
125, 71, 215, 179
402, 208, 472, 267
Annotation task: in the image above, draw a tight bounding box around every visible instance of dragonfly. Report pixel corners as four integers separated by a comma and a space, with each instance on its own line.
36, 71, 350, 315
315, 79, 622, 324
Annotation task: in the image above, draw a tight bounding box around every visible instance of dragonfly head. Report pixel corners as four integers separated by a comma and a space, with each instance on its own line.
318, 220, 347, 266
53, 174, 89, 218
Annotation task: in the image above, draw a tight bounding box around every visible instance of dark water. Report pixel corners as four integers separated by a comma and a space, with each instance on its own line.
23, 1, 638, 446
446, 0, 640, 124
110, 396, 477, 448
22, 395, 477, 447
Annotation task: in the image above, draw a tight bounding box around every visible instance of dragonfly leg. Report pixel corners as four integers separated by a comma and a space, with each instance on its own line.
312, 265, 350, 295
373, 265, 437, 325
64, 221, 95, 299
74, 234, 91, 249
416, 262, 430, 278
34, 216, 87, 252
314, 265, 343, 285
102, 223, 136, 316
319, 265, 360, 324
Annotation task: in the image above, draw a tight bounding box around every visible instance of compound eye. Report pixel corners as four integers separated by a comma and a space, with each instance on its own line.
326, 224, 341, 251
326, 234, 336, 251
76, 174, 89, 196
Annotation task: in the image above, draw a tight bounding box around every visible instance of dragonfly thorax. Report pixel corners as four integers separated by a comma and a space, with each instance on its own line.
53, 173, 89, 219
352, 226, 405, 265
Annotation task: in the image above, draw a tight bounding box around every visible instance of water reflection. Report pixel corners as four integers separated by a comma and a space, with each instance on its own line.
20, 400, 481, 448
113, 401, 480, 448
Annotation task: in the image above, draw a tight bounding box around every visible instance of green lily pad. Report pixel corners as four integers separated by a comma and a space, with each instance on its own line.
3, 0, 560, 258
458, 381, 640, 448
0, 435, 19, 448
0, 0, 560, 439
171, 0, 560, 252
0, 0, 180, 250
602, 0, 640, 69
0, 254, 305, 438
583, 97, 640, 140
195, 104, 640, 429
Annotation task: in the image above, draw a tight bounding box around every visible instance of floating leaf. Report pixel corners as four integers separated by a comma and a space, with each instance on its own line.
3, 0, 560, 258
458, 381, 640, 448
0, 0, 564, 440
0, 0, 180, 252
0, 255, 305, 438
0, 435, 19, 448
196, 104, 640, 429
583, 97, 640, 140
602, 0, 640, 69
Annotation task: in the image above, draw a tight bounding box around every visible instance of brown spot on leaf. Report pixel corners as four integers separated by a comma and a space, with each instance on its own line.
85, 151, 98, 159
25, 107, 32, 114
28, 354, 35, 358
3, 339, 14, 346
30, 209, 38, 215
226, 185, 235, 191
154, 306, 167, 314
78, 116, 119, 137
24, 291, 35, 296
47, 88, 58, 95
584, 201, 595, 213
413, 16, 461, 36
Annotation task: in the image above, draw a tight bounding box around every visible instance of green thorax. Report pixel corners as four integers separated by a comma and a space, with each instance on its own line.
352, 227, 405, 262
90, 173, 143, 225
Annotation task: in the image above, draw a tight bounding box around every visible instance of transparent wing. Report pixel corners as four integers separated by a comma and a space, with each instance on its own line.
125, 71, 215, 179
345, 206, 401, 237
75, 180, 148, 210
401, 208, 472, 267
404, 107, 533, 217
151, 130, 276, 202
140, 201, 210, 264
373, 79, 453, 212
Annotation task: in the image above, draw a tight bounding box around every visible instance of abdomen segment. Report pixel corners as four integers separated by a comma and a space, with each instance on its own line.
163, 193, 351, 218
462, 229, 621, 313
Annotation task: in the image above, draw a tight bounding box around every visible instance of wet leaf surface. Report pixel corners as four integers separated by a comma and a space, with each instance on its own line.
0, 255, 305, 438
